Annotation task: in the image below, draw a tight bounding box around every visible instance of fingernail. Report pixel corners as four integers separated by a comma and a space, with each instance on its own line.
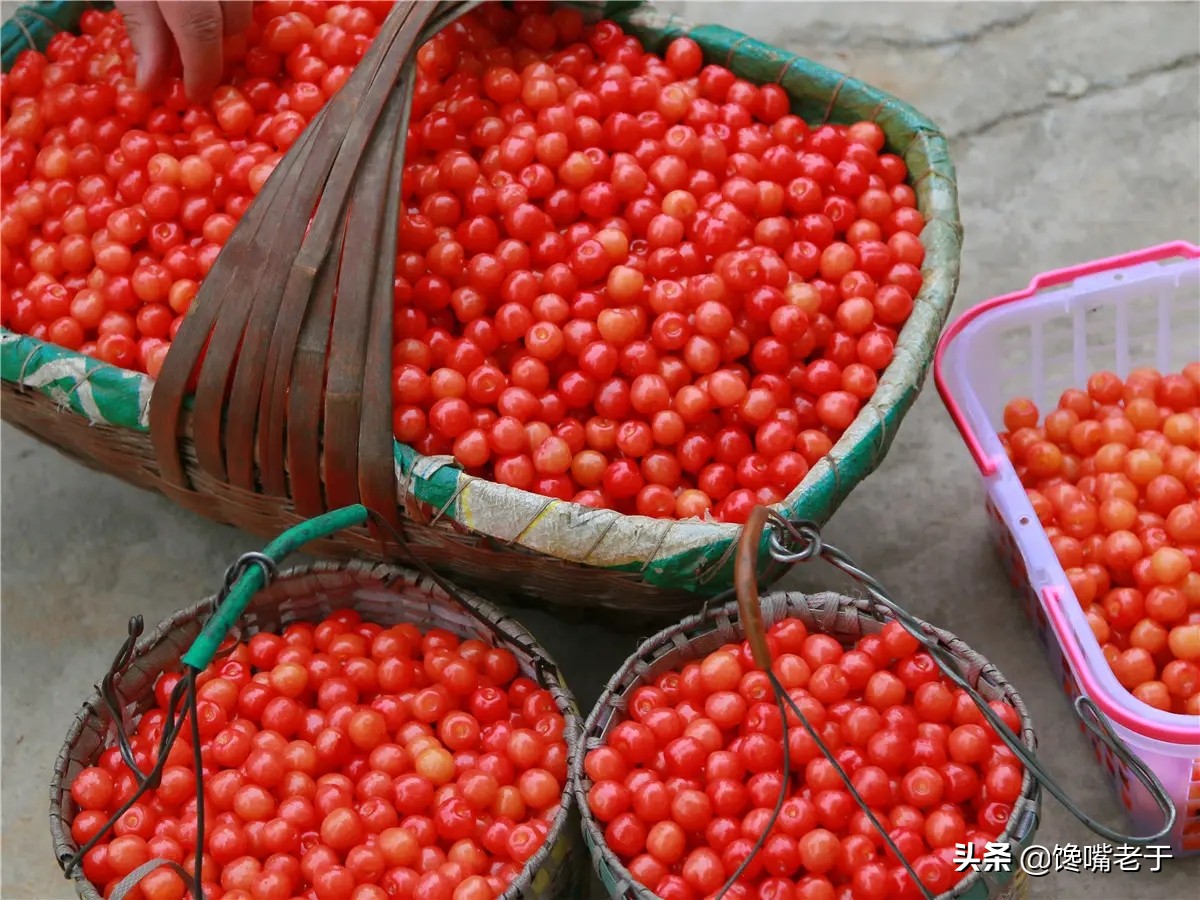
133, 54, 150, 91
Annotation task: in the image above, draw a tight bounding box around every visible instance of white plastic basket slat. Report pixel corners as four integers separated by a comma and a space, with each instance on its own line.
935, 241, 1200, 855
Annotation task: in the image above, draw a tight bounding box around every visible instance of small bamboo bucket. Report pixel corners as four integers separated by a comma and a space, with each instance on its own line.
573, 588, 1042, 900
49, 507, 587, 899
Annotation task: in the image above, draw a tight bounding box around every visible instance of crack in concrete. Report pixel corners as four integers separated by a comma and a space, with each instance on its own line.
949, 52, 1200, 143
774, 6, 1040, 53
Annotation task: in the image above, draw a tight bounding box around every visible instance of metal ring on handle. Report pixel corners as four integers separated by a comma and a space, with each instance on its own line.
203, 552, 280, 656
766, 516, 824, 563
218, 552, 278, 601
762, 509, 1179, 846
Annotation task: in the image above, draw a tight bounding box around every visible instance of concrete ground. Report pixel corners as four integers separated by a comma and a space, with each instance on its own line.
2, 2, 1198, 898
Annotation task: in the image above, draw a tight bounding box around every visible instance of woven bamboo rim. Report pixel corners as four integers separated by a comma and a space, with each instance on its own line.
49, 560, 586, 900
572, 590, 1042, 900
1, 1, 962, 614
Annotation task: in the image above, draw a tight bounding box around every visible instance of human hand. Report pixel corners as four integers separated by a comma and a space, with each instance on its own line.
116, 1, 253, 101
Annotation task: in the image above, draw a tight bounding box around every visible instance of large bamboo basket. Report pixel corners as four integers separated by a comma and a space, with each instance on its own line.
50, 557, 586, 899
2, 1, 961, 616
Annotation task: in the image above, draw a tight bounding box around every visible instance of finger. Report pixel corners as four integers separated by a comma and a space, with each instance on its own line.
220, 0, 254, 35
158, 1, 227, 102
115, 1, 172, 92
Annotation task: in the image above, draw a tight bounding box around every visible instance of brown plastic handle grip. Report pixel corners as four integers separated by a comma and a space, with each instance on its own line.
736, 505, 773, 670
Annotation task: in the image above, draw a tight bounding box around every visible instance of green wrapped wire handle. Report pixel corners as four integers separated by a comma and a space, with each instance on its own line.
181, 505, 367, 669
66, 510, 368, 892
183, 504, 562, 687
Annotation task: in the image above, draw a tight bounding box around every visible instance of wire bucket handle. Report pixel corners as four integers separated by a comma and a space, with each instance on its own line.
736, 504, 1177, 848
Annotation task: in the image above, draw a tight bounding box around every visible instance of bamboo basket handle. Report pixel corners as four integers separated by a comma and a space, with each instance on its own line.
735, 504, 773, 669
148, 3, 467, 528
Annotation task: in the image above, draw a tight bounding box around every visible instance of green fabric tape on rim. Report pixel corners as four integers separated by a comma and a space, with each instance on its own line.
1, 1, 111, 68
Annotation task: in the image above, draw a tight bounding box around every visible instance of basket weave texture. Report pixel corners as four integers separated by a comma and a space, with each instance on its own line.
572, 590, 1041, 900
49, 560, 587, 900
2, 2, 961, 614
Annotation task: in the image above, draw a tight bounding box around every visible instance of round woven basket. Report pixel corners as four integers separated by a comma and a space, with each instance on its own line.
2, 1, 961, 616
49, 559, 586, 900
572, 590, 1042, 900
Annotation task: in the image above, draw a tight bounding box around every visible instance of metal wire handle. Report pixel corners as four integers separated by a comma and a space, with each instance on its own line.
724, 507, 941, 900
97, 616, 147, 785
64, 666, 200, 889
762, 509, 1178, 846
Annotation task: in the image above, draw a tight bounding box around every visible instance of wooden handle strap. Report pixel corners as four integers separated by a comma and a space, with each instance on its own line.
285, 244, 339, 517
278, 3, 461, 516
323, 82, 407, 511
177, 1, 422, 494
149, 2, 466, 528
736, 505, 774, 670
147, 113, 324, 489
358, 73, 417, 531
347, 0, 481, 521
264, 2, 448, 509
218, 101, 352, 491
221, 2, 435, 492
199, 114, 335, 486
163, 50, 393, 488
148, 93, 343, 489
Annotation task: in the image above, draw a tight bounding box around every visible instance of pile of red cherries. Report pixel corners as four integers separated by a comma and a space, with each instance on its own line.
0, 2, 926, 523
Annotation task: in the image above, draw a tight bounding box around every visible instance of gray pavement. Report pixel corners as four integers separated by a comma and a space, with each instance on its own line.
3, 2, 1199, 898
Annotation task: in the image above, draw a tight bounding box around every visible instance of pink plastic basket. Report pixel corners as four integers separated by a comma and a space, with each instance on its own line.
935, 242, 1200, 855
